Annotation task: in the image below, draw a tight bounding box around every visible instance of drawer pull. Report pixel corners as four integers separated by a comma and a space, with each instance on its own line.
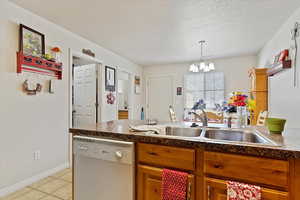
213, 164, 222, 169
207, 185, 211, 200
147, 151, 158, 156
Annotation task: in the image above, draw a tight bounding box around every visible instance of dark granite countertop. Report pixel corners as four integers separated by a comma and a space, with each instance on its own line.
69, 120, 300, 160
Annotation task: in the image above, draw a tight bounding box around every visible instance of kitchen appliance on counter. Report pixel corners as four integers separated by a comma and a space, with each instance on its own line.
73, 136, 134, 200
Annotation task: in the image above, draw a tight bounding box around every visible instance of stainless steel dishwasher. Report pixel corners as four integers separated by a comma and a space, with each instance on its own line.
73, 136, 135, 200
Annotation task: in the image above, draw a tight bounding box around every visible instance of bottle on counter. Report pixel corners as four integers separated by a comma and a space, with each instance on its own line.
141, 107, 145, 120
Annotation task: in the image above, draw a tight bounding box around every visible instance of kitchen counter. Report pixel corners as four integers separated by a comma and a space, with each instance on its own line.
69, 120, 300, 160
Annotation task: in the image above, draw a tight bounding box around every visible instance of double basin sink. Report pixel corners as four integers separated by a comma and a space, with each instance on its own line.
163, 126, 278, 146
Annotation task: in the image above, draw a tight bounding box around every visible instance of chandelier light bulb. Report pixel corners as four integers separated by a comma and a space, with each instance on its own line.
209, 63, 215, 70
200, 62, 206, 70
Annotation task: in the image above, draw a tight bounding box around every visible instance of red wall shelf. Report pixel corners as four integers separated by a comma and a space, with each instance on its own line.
17, 52, 62, 79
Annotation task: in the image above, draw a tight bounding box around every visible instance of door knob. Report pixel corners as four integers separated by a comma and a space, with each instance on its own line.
115, 151, 123, 159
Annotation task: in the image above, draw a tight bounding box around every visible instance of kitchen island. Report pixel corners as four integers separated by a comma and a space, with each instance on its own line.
70, 120, 300, 200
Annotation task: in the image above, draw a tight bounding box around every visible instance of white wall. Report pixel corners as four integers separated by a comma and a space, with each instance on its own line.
258, 7, 300, 128
0, 0, 143, 194
143, 55, 257, 119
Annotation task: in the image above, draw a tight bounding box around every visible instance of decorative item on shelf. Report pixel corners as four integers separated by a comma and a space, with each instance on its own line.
189, 40, 215, 73
105, 66, 116, 91
228, 92, 249, 128
82, 49, 95, 57
279, 49, 289, 62
267, 60, 292, 76
42, 53, 54, 62
106, 92, 116, 104
22, 80, 42, 95
51, 47, 62, 63
134, 76, 141, 94
17, 52, 63, 79
19, 24, 45, 57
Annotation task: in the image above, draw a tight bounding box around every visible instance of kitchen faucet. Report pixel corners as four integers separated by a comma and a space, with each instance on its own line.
189, 109, 208, 127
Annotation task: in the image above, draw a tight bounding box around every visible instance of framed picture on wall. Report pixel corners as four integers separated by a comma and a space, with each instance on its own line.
19, 24, 45, 57
105, 66, 116, 91
134, 76, 141, 94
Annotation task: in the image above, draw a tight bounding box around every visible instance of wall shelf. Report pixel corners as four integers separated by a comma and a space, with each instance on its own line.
267, 60, 292, 77
17, 52, 62, 79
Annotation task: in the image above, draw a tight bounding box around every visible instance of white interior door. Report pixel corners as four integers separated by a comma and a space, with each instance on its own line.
74, 64, 97, 126
147, 76, 173, 121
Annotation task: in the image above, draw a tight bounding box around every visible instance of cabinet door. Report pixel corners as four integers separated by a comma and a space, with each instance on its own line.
203, 177, 288, 200
137, 165, 195, 200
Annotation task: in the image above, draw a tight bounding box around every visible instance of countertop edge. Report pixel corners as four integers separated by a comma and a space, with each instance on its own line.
69, 127, 300, 160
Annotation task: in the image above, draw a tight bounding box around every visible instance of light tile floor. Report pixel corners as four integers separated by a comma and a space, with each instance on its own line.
1, 168, 72, 200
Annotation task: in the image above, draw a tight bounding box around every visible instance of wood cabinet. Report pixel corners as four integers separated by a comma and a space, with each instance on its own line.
137, 165, 195, 200
204, 151, 289, 189
118, 110, 128, 119
137, 143, 196, 171
203, 177, 288, 200
248, 68, 268, 125
136, 143, 300, 200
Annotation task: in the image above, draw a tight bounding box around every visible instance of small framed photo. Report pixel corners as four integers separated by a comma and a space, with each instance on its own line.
177, 87, 183, 95
105, 66, 116, 91
19, 24, 45, 57
134, 76, 141, 94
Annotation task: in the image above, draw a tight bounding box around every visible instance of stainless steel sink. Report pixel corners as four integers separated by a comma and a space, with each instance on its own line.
202, 129, 276, 145
165, 127, 202, 137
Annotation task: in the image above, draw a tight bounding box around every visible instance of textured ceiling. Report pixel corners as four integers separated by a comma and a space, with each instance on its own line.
9, 0, 300, 66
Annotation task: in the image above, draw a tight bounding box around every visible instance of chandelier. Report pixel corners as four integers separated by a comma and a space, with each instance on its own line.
189, 40, 215, 73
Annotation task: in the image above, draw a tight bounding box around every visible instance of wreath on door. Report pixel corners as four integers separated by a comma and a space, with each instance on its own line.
106, 92, 116, 104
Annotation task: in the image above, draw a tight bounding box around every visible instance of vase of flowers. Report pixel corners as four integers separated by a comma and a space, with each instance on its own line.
229, 92, 248, 128
51, 47, 62, 63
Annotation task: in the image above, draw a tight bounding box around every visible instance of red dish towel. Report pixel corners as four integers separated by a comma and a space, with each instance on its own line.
227, 181, 261, 200
161, 169, 188, 200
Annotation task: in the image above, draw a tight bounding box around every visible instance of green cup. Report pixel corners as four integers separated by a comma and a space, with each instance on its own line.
266, 118, 287, 134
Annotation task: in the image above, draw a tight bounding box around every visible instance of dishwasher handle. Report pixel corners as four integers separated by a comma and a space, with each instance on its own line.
73, 135, 134, 146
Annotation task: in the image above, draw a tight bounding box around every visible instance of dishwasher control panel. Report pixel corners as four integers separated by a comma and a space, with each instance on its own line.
73, 136, 134, 165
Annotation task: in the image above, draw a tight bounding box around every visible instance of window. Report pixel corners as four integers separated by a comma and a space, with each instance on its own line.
184, 72, 225, 109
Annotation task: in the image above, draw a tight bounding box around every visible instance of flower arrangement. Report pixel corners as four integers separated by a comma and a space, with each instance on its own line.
228, 92, 248, 107
51, 47, 62, 63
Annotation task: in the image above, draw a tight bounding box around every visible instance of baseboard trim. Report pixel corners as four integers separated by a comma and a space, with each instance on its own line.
0, 162, 69, 197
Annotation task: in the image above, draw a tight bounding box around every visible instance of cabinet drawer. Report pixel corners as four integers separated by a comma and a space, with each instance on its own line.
138, 143, 195, 171
204, 177, 288, 200
204, 151, 289, 189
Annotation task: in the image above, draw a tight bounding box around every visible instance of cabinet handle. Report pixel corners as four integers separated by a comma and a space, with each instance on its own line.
213, 164, 222, 169
186, 182, 192, 200
207, 185, 211, 200
147, 151, 158, 156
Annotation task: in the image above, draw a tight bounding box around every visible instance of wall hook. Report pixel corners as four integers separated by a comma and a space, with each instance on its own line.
22, 80, 42, 95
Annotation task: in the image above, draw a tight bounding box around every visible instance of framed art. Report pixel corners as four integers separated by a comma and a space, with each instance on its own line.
105, 66, 116, 91
177, 87, 182, 95
134, 76, 141, 94
19, 24, 45, 57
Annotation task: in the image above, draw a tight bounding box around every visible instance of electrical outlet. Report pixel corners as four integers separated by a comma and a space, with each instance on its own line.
33, 150, 41, 160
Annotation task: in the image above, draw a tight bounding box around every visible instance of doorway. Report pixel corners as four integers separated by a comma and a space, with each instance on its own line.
117, 71, 132, 120
71, 54, 102, 127
146, 75, 174, 121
